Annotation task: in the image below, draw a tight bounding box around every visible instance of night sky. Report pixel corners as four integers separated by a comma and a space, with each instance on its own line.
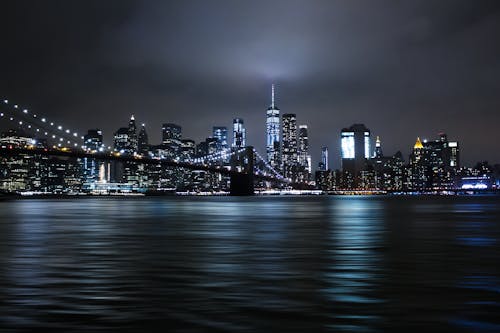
1, 1, 500, 167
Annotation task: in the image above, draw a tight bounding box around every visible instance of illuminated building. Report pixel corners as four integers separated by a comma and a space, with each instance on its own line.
373, 136, 383, 158
197, 137, 218, 156
341, 124, 371, 185
82, 129, 106, 185
83, 129, 104, 152
298, 125, 311, 182
446, 140, 460, 169
409, 133, 460, 190
138, 124, 149, 155
213, 126, 228, 151
376, 151, 404, 191
113, 127, 129, 153
128, 115, 138, 153
162, 123, 182, 144
232, 118, 246, 148
113, 115, 140, 155
319, 147, 329, 171
282, 113, 298, 181
112, 116, 140, 185
266, 84, 281, 171
371, 136, 386, 173
159, 123, 183, 161
0, 129, 82, 193
0, 129, 37, 191
409, 137, 426, 190
180, 139, 196, 161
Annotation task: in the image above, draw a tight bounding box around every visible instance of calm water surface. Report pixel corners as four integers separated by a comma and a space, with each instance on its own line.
0, 195, 499, 332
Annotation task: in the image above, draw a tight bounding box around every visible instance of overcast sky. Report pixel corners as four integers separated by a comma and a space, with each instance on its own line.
1, 0, 500, 167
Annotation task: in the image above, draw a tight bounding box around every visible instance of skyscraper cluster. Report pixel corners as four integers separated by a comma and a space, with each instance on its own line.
264, 85, 312, 183
0, 86, 498, 194
316, 124, 488, 192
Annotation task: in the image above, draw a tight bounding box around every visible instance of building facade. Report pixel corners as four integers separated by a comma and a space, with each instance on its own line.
341, 124, 371, 186
232, 118, 246, 148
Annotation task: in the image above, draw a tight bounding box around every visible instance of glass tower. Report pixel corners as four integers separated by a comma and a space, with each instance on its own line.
266, 84, 281, 170
213, 126, 228, 150
320, 147, 329, 171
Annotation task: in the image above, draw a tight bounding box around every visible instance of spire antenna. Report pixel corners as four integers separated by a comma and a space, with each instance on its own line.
271, 84, 275, 108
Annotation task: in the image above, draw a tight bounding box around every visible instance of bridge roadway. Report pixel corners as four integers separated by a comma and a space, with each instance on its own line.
0, 147, 285, 194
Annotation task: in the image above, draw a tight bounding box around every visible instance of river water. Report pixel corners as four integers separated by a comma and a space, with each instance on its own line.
0, 195, 499, 332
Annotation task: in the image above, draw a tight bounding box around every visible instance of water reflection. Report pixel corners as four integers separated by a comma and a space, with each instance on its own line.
0, 196, 499, 332
452, 201, 500, 332
324, 197, 384, 331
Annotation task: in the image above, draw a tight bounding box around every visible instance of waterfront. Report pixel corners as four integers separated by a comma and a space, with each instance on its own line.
0, 196, 499, 332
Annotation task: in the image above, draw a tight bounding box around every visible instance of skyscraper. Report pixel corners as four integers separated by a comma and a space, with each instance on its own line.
83, 129, 104, 152
82, 129, 106, 185
298, 125, 312, 173
282, 113, 298, 181
232, 118, 246, 148
373, 136, 383, 158
113, 127, 129, 153
212, 126, 228, 150
128, 115, 138, 153
409, 137, 426, 190
138, 124, 149, 155
298, 125, 312, 180
371, 136, 388, 174
162, 123, 182, 144
409, 133, 460, 190
319, 147, 329, 171
341, 124, 371, 181
266, 84, 281, 170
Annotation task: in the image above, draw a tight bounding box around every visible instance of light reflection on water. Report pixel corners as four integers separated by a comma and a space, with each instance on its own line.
0, 196, 499, 332
325, 198, 384, 332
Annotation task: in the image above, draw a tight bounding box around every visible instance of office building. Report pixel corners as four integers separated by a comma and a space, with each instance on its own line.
319, 147, 329, 171
128, 115, 138, 153
232, 118, 246, 148
298, 125, 310, 170
341, 124, 371, 183
282, 113, 298, 181
213, 126, 228, 150
162, 123, 182, 144
83, 129, 104, 152
113, 127, 129, 153
138, 124, 149, 155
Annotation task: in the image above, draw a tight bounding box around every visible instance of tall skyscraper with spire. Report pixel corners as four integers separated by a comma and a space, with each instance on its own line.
128, 115, 138, 153
266, 84, 281, 171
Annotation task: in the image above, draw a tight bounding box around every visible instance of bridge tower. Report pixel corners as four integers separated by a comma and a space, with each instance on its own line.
230, 146, 254, 196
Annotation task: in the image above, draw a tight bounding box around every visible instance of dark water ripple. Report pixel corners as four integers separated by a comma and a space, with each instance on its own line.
1, 196, 500, 332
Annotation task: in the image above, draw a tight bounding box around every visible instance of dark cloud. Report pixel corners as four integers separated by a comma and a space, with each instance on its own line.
1, 0, 500, 167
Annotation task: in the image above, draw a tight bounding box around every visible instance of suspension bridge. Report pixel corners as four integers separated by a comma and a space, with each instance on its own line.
0, 98, 295, 195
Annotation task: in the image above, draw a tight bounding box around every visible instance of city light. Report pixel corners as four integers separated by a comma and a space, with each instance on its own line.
341, 133, 354, 159
0, 94, 494, 195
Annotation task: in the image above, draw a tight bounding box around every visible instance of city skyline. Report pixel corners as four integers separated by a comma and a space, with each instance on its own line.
0, 87, 493, 171
1, 1, 500, 167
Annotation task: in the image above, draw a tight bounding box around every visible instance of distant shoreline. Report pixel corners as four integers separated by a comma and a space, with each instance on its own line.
1, 190, 499, 200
